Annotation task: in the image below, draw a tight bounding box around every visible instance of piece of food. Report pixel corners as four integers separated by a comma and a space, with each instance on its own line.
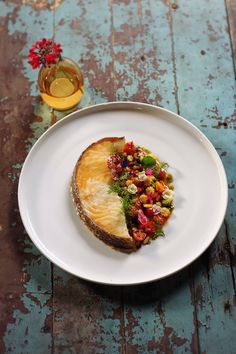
71, 137, 174, 253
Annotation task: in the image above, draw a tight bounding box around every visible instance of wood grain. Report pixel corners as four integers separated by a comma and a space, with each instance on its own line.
225, 0, 236, 73
0, 0, 235, 353
0, 2, 54, 353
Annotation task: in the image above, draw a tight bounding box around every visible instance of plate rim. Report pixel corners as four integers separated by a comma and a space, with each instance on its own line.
18, 101, 228, 285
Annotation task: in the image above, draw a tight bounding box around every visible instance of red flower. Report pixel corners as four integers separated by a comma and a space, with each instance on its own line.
28, 38, 63, 69
45, 53, 57, 65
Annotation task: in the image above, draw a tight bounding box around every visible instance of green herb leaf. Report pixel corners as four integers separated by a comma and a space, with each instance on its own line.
160, 162, 169, 170
153, 166, 161, 178
109, 182, 134, 215
108, 182, 123, 195
162, 199, 172, 207
153, 230, 165, 239
166, 173, 173, 182
119, 172, 130, 181
122, 195, 134, 215
141, 155, 156, 168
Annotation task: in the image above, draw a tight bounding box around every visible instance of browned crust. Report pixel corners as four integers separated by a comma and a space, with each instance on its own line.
71, 137, 138, 254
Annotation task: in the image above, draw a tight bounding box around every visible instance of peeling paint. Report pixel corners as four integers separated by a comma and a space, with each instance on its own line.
3, 293, 52, 354
1, 0, 236, 352
53, 278, 123, 353
0, 2, 53, 352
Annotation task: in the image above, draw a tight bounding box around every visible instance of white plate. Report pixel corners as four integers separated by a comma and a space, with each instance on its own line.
18, 102, 228, 285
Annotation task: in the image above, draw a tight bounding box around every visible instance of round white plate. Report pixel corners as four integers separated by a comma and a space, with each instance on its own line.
18, 102, 228, 285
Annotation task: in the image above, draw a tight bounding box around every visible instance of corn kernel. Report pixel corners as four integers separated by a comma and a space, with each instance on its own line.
139, 194, 148, 203
145, 176, 153, 186
143, 203, 153, 208
161, 207, 170, 217
126, 180, 133, 186
146, 186, 155, 194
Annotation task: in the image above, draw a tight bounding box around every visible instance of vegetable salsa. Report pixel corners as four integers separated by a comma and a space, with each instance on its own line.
107, 141, 174, 246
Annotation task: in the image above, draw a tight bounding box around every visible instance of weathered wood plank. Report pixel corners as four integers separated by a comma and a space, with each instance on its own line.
172, 0, 236, 352
225, 0, 236, 72
53, 2, 124, 353
55, 0, 116, 105
112, 0, 177, 110
111, 1, 198, 352
1, 0, 235, 353
53, 272, 125, 354
122, 269, 198, 354
52, 1, 197, 352
0, 2, 54, 352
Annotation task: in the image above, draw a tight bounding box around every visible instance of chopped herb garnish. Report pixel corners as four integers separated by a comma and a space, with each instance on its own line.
160, 162, 169, 170
152, 166, 161, 178
109, 182, 134, 214
122, 195, 134, 215
166, 173, 173, 182
153, 230, 165, 239
119, 172, 130, 181
108, 182, 123, 195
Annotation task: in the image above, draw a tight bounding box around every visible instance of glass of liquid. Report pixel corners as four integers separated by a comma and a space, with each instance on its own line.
38, 57, 84, 111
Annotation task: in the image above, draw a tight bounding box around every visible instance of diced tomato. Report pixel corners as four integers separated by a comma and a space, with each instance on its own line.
151, 192, 159, 203
154, 214, 167, 225
143, 220, 156, 233
132, 178, 142, 187
153, 192, 160, 202
133, 165, 141, 170
137, 187, 143, 193
155, 181, 165, 193
124, 142, 136, 155
146, 192, 153, 204
158, 169, 167, 180
116, 163, 122, 173
135, 200, 142, 209
133, 230, 146, 241
131, 169, 137, 176
145, 208, 154, 217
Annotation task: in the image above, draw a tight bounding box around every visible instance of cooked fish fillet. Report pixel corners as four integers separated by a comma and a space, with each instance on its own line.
71, 137, 137, 253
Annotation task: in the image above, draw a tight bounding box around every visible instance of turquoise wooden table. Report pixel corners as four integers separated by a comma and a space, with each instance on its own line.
0, 1, 236, 353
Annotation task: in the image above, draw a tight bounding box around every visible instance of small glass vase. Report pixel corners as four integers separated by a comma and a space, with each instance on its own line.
38, 57, 84, 111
